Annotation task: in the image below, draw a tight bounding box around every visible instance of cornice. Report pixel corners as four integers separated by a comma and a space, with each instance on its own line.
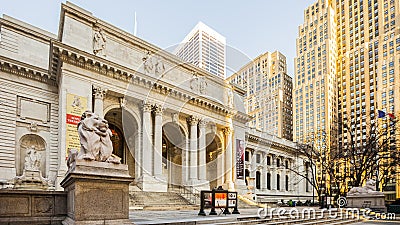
245, 132, 297, 153
60, 2, 229, 88
53, 42, 234, 117
0, 17, 56, 44
234, 111, 253, 123
0, 55, 56, 86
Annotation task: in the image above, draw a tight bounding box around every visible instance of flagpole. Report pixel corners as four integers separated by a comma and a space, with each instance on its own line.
134, 12, 137, 36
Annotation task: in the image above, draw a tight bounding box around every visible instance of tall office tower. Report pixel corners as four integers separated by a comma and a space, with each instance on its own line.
293, 0, 338, 144
293, 0, 338, 189
227, 51, 293, 141
296, 0, 400, 200
174, 22, 226, 78
335, 0, 400, 201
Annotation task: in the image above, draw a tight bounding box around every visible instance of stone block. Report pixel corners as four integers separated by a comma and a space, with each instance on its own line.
346, 194, 386, 212
0, 189, 67, 225
137, 174, 167, 192
61, 159, 134, 225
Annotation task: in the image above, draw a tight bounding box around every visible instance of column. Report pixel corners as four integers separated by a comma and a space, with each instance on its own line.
271, 154, 277, 191
153, 104, 163, 177
187, 116, 199, 182
223, 127, 234, 189
141, 101, 153, 176
92, 85, 107, 117
198, 119, 207, 181
289, 159, 293, 192
261, 166, 267, 192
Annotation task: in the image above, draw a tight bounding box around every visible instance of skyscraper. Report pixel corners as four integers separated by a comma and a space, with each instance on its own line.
335, 0, 400, 201
295, 0, 400, 200
293, 0, 338, 193
293, 0, 338, 145
228, 51, 293, 141
174, 22, 226, 78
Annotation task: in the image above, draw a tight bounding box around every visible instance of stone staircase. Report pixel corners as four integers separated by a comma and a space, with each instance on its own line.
129, 191, 197, 210
237, 195, 261, 209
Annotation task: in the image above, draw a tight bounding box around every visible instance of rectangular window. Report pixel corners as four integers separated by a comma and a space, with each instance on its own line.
267, 156, 271, 165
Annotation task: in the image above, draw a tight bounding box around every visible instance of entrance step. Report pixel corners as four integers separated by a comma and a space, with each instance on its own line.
237, 195, 261, 209
129, 191, 197, 210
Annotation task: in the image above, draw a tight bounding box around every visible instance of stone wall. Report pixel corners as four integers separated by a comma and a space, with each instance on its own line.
0, 15, 59, 186
0, 189, 67, 225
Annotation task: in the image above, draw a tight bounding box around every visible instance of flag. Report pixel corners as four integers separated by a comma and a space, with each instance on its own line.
378, 110, 386, 118
388, 113, 395, 119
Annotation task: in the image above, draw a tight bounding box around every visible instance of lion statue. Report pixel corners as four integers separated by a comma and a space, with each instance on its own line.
347, 179, 382, 195
67, 110, 121, 167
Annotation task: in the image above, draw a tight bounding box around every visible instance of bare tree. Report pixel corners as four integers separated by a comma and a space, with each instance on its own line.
290, 130, 338, 202
290, 116, 399, 204
337, 116, 399, 194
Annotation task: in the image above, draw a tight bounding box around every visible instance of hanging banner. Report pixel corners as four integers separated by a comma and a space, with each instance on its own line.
66, 93, 87, 157
236, 139, 245, 179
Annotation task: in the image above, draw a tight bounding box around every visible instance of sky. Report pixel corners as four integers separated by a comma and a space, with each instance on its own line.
0, 0, 317, 77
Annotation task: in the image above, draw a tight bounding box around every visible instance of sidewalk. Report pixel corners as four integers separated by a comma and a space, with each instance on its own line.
130, 208, 256, 224
129, 207, 322, 224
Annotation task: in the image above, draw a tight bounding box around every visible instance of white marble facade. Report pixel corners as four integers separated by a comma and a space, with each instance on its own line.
0, 3, 312, 198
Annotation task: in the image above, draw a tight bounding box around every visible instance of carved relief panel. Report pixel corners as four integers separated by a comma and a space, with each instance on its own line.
17, 96, 50, 123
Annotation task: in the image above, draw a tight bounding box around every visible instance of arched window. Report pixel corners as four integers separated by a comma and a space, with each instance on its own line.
256, 171, 261, 189
267, 173, 271, 190
286, 175, 289, 191
277, 174, 281, 190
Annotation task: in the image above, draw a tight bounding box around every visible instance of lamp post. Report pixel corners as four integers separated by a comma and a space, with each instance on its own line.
311, 144, 315, 205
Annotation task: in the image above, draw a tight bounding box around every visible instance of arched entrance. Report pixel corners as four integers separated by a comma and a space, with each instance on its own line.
206, 133, 222, 189
105, 108, 138, 179
162, 122, 186, 187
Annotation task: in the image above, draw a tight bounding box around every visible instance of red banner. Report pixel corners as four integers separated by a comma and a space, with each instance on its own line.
66, 114, 81, 125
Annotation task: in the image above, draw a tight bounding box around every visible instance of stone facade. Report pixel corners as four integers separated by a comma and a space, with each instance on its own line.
245, 128, 313, 202
0, 2, 312, 198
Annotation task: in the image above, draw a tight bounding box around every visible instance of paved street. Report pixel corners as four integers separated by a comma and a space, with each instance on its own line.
353, 221, 400, 225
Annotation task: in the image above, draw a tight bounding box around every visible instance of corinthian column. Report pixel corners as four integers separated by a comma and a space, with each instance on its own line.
198, 119, 207, 181
141, 101, 153, 176
223, 127, 234, 190
187, 116, 199, 182
153, 104, 163, 178
92, 85, 107, 118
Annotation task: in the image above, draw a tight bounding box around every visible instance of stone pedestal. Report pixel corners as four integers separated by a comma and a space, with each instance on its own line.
347, 194, 386, 212
14, 169, 50, 190
137, 174, 167, 192
235, 179, 248, 195
60, 159, 134, 225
